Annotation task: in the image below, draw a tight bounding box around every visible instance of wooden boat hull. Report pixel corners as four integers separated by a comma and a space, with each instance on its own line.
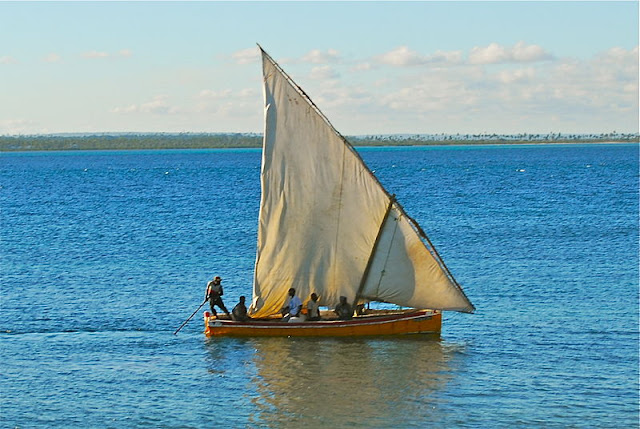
204, 310, 441, 337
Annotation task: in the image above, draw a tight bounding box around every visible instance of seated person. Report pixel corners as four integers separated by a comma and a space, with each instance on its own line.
281, 288, 302, 322
334, 296, 353, 320
232, 296, 249, 322
306, 293, 321, 321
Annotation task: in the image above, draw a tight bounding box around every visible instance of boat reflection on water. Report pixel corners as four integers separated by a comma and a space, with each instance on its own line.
243, 335, 456, 426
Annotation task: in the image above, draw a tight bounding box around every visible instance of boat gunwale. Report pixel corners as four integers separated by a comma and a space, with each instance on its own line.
206, 309, 435, 329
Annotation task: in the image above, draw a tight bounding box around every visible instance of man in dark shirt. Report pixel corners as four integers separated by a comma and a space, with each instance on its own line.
232, 296, 249, 322
205, 276, 230, 318
334, 296, 353, 320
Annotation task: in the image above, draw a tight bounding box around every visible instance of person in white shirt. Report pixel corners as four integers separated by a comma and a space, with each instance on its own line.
306, 293, 320, 321
282, 288, 302, 321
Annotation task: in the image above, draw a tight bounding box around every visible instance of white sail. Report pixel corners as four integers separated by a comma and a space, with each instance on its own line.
249, 47, 474, 317
358, 204, 475, 312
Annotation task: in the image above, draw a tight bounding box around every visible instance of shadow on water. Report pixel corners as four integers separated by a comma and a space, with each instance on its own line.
204, 335, 461, 426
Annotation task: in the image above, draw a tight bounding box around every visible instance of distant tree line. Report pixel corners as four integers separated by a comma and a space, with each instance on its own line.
350, 132, 640, 146
0, 133, 262, 152
1, 132, 637, 152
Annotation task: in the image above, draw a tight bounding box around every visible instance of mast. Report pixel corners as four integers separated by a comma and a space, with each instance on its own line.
352, 196, 396, 308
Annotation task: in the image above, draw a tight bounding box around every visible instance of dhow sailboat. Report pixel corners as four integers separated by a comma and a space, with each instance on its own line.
204, 46, 474, 337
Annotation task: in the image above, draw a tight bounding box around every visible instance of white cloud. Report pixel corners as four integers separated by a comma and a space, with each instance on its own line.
43, 53, 61, 63
469, 43, 509, 65
302, 49, 341, 64
0, 119, 37, 134
110, 104, 138, 114
496, 67, 536, 84
375, 46, 463, 67
597, 46, 638, 64
565, 46, 638, 105
111, 95, 177, 115
198, 89, 233, 99
379, 69, 476, 113
0, 56, 18, 65
82, 50, 109, 59
318, 86, 373, 107
232, 47, 260, 65
430, 50, 464, 64
376, 46, 427, 66
194, 88, 261, 117
238, 88, 257, 98
215, 101, 256, 118
140, 95, 172, 114
81, 49, 132, 60
308, 43, 636, 134
469, 42, 553, 64
309, 65, 339, 81
351, 62, 373, 72
511, 41, 552, 62
25, 42, 636, 135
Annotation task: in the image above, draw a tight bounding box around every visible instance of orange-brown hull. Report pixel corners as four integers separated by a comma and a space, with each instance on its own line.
204, 310, 441, 337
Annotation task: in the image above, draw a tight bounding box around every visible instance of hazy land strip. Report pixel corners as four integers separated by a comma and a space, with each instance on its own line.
1, 133, 638, 152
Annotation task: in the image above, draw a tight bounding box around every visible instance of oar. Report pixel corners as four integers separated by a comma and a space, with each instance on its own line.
174, 299, 207, 335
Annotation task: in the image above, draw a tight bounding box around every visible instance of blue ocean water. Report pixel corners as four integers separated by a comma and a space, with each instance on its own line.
1, 144, 638, 427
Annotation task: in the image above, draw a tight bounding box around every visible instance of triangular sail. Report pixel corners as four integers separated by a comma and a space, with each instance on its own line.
249, 47, 474, 317
358, 204, 475, 312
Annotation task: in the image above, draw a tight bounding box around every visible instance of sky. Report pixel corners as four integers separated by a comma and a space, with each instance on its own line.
1, 1, 638, 136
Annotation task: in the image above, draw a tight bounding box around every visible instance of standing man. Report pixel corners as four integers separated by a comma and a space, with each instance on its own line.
205, 276, 231, 318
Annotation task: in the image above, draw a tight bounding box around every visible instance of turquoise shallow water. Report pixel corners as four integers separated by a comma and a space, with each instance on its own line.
1, 144, 638, 427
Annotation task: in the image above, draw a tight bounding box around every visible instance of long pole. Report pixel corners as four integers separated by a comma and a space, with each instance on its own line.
174, 299, 207, 335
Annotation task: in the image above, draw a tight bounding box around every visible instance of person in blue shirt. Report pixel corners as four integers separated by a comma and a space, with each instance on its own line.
282, 288, 302, 321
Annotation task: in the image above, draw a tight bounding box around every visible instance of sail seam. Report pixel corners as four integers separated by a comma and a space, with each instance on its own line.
352, 197, 395, 308
373, 212, 401, 299
332, 142, 348, 292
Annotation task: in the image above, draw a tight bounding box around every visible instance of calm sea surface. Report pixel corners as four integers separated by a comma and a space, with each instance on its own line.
1, 144, 638, 428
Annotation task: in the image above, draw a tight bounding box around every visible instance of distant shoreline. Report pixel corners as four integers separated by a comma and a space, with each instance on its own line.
1, 133, 637, 152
